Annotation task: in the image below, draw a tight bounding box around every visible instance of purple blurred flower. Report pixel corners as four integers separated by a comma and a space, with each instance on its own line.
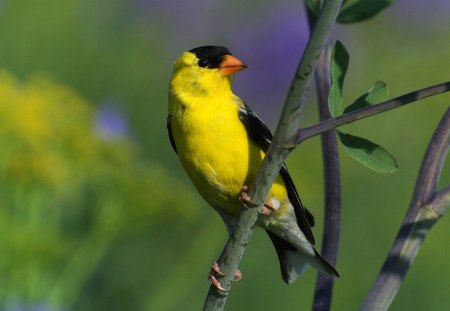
230, 5, 310, 126
137, 0, 310, 126
391, 0, 450, 17
133, 0, 222, 46
95, 101, 129, 140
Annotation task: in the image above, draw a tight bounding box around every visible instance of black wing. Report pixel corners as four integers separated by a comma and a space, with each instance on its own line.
238, 104, 316, 245
167, 114, 177, 154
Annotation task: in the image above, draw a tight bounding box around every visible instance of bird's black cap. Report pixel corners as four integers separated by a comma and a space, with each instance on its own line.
189, 46, 231, 69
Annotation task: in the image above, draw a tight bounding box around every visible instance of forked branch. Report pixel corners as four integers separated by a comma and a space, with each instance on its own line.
360, 106, 450, 311
292, 81, 450, 145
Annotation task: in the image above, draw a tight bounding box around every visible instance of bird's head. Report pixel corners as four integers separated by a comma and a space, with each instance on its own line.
170, 46, 247, 98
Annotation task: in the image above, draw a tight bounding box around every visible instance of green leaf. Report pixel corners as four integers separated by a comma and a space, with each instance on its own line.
337, 130, 398, 174
337, 0, 396, 24
343, 80, 389, 114
328, 40, 349, 117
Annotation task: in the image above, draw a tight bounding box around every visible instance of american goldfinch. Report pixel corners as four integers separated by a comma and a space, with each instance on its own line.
167, 46, 339, 286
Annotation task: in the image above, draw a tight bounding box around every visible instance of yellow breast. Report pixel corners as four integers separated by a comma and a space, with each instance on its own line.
168, 61, 288, 216
170, 93, 261, 214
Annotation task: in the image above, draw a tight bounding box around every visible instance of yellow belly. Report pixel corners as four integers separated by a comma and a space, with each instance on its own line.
171, 97, 287, 216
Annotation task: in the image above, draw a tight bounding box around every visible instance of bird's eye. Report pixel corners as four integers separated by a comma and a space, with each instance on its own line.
198, 59, 209, 68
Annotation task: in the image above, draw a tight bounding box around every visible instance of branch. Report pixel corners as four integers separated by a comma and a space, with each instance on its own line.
431, 184, 450, 216
310, 45, 342, 311
202, 0, 344, 310
360, 106, 450, 311
293, 81, 450, 144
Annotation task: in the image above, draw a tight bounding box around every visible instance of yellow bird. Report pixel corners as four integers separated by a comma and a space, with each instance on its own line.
167, 46, 339, 287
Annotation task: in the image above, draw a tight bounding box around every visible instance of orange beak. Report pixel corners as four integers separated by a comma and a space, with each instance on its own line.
219, 55, 247, 75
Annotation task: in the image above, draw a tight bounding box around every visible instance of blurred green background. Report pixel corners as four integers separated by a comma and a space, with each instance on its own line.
0, 0, 449, 310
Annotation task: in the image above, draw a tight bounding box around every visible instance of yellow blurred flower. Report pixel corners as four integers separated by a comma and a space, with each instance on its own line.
0, 70, 201, 308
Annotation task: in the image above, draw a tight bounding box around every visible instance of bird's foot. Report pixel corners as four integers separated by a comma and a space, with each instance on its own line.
240, 185, 276, 215
211, 262, 242, 281
208, 262, 242, 292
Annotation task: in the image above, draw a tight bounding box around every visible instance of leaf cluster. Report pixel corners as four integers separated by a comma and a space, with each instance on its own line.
306, 0, 400, 175
328, 41, 398, 174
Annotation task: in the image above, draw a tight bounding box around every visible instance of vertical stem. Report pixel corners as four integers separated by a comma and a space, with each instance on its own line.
202, 0, 343, 309
310, 45, 341, 311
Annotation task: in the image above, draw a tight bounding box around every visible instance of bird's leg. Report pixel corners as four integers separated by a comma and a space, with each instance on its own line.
240, 185, 276, 215
208, 262, 243, 292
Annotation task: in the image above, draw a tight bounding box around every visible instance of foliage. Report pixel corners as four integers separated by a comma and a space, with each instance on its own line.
328, 41, 398, 174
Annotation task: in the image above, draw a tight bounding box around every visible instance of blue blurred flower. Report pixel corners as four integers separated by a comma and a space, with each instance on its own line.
95, 101, 129, 139
6, 304, 63, 311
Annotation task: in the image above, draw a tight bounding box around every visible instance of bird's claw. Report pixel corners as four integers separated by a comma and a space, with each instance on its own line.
233, 269, 243, 282
239, 185, 258, 207
208, 274, 229, 292
211, 261, 226, 277
208, 262, 242, 292
259, 204, 275, 216
240, 185, 275, 215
